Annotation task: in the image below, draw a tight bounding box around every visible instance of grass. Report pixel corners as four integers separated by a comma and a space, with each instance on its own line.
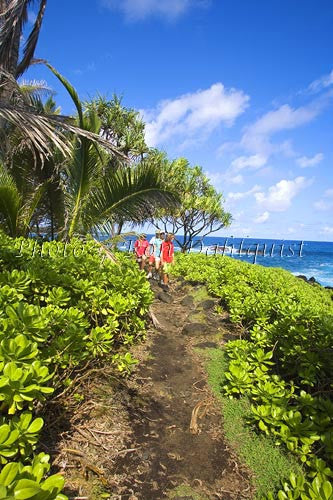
205, 348, 302, 499
167, 484, 210, 499
191, 285, 211, 304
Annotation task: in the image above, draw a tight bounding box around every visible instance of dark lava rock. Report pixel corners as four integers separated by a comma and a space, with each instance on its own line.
308, 276, 318, 283
157, 292, 173, 304
199, 299, 216, 310
296, 274, 308, 281
325, 286, 333, 290
184, 279, 205, 286
182, 322, 207, 335
158, 283, 170, 292
181, 295, 194, 307
195, 341, 218, 349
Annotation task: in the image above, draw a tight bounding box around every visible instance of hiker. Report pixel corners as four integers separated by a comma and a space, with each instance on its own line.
134, 234, 149, 270
147, 230, 165, 279
161, 233, 175, 287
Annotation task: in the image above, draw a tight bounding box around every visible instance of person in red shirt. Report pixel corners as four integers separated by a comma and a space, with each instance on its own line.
160, 233, 175, 286
134, 234, 149, 270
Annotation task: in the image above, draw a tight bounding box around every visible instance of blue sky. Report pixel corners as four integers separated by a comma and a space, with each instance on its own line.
26, 0, 333, 241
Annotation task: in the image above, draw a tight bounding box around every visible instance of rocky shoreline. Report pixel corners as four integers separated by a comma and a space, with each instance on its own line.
296, 274, 333, 290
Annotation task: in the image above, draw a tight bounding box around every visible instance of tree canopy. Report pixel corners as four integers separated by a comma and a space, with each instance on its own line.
153, 156, 231, 252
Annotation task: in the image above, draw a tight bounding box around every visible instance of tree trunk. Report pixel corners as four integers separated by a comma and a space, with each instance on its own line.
0, 0, 22, 129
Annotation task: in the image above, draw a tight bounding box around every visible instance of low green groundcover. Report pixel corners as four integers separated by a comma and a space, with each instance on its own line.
0, 232, 153, 499
173, 253, 333, 499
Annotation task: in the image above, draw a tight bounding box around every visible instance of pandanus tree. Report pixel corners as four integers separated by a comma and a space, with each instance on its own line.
50, 69, 177, 239
85, 95, 149, 161
152, 156, 231, 252
84, 95, 152, 237
0, 66, 179, 238
0, 1, 179, 238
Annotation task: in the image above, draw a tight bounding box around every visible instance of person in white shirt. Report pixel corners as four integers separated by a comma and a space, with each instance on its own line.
147, 230, 165, 279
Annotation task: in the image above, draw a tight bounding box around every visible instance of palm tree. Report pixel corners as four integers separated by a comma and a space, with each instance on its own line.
0, 67, 179, 239
0, 1, 125, 161
0, 3, 179, 238
58, 78, 177, 239
0, 162, 45, 236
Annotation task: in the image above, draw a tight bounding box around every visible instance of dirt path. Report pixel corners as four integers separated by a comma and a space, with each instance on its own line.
49, 279, 251, 499
111, 279, 250, 499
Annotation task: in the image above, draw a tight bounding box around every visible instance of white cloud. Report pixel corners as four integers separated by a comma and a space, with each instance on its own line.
205, 171, 243, 188
314, 200, 333, 211
254, 211, 270, 223
308, 70, 333, 94
255, 177, 312, 212
227, 184, 261, 201
296, 153, 324, 168
321, 226, 333, 235
101, 0, 203, 20
73, 62, 96, 75
231, 154, 268, 170
143, 83, 249, 147
314, 189, 333, 211
229, 174, 244, 185
217, 84, 332, 184
241, 103, 322, 157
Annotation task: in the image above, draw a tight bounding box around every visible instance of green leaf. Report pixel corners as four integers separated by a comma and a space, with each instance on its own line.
41, 474, 65, 492
0, 462, 19, 486
0, 485, 8, 499
322, 481, 332, 499
27, 418, 43, 434
14, 479, 42, 499
0, 425, 10, 443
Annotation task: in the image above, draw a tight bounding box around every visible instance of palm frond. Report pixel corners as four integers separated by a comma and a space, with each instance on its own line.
64, 113, 107, 238
46, 62, 83, 126
16, 0, 47, 77
19, 79, 52, 99
0, 102, 72, 158
0, 162, 21, 236
18, 180, 46, 235
0, 101, 128, 161
82, 164, 179, 233
0, 0, 30, 72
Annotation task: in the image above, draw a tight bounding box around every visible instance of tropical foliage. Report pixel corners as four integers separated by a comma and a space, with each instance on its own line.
85, 95, 149, 160
173, 253, 333, 498
0, 64, 178, 239
152, 156, 231, 252
0, 231, 154, 498
0, 0, 123, 161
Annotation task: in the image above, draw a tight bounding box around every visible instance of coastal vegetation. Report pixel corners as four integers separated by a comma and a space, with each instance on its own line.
0, 232, 153, 498
0, 63, 178, 239
151, 155, 231, 252
1, 2, 331, 499
173, 253, 333, 498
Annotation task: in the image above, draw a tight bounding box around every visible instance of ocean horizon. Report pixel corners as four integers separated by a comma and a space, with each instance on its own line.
117, 235, 333, 288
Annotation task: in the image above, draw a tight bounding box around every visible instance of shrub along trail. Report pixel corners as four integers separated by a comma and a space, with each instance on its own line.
52, 278, 251, 499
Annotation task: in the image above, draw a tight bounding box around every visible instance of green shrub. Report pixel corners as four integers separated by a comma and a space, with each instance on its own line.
0, 232, 154, 498
173, 253, 333, 497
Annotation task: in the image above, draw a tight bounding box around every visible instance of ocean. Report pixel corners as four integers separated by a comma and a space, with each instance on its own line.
119, 235, 333, 288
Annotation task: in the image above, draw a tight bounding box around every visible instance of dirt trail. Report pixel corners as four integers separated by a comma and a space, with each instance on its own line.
111, 279, 250, 499
50, 279, 251, 499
